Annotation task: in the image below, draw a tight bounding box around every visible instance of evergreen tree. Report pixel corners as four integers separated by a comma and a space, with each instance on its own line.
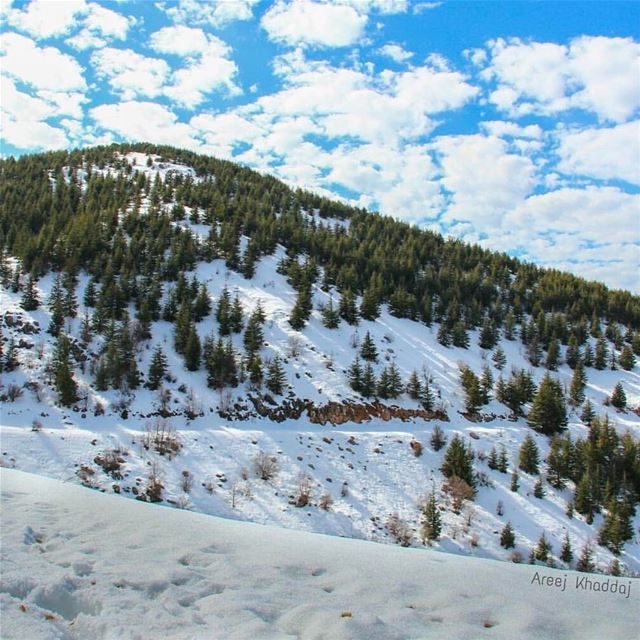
580, 399, 596, 426
594, 336, 608, 370
574, 473, 595, 523
83, 278, 97, 307
545, 337, 560, 371
321, 297, 340, 329
4, 337, 18, 372
500, 521, 516, 549
243, 309, 264, 356
184, 326, 201, 371
420, 491, 442, 543
498, 445, 509, 473
459, 365, 483, 414
147, 345, 168, 390
406, 369, 422, 400
441, 434, 476, 490
610, 382, 627, 410
360, 362, 376, 398
349, 358, 363, 393
527, 374, 567, 436
534, 532, 552, 562
338, 289, 359, 325
560, 533, 573, 564
487, 446, 499, 471
430, 425, 447, 451
598, 500, 631, 555
230, 292, 244, 333
419, 374, 435, 411
492, 345, 506, 370
193, 284, 212, 321
62, 271, 78, 318
518, 434, 540, 474
436, 323, 451, 347
359, 286, 380, 321
216, 286, 232, 335
569, 361, 587, 406
51, 334, 77, 407
619, 345, 635, 371
582, 342, 594, 367
246, 354, 263, 388
510, 470, 519, 492
478, 318, 497, 350
576, 543, 595, 573
546, 436, 567, 489
480, 364, 494, 404
527, 334, 542, 367
503, 310, 516, 340
266, 356, 287, 395
451, 321, 469, 349
533, 478, 546, 498
289, 284, 312, 330
48, 275, 65, 336
20, 274, 40, 311
359, 331, 378, 362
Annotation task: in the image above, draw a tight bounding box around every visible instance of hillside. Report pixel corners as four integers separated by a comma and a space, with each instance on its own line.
0, 144, 639, 579
1, 468, 638, 640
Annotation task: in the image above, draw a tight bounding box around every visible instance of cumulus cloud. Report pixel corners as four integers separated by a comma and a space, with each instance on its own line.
149, 25, 210, 56
379, 43, 413, 63
90, 101, 199, 149
1, 32, 86, 91
261, 0, 368, 48
7, 0, 86, 39
91, 48, 170, 99
485, 36, 640, 123
480, 120, 543, 140
159, 0, 260, 28
557, 121, 640, 186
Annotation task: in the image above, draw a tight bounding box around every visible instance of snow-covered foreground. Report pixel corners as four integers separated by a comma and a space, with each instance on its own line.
1, 469, 637, 640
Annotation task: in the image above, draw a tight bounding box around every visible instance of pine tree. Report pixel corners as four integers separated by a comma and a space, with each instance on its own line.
479, 318, 497, 350
527, 373, 567, 436
243, 309, 264, 356
503, 310, 516, 340
560, 532, 573, 564
459, 365, 483, 414
4, 337, 18, 372
497, 445, 509, 473
321, 297, 340, 329
246, 354, 263, 388
359, 285, 380, 321
48, 275, 65, 336
193, 284, 212, 321
487, 447, 499, 470
500, 521, 516, 549
338, 289, 359, 325
619, 345, 635, 371
576, 542, 595, 573
62, 271, 78, 318
580, 399, 596, 426
534, 532, 552, 562
51, 334, 77, 407
147, 345, 168, 390
406, 369, 423, 400
598, 500, 628, 555
419, 374, 435, 411
569, 361, 587, 406
574, 473, 595, 523
545, 337, 560, 371
430, 425, 447, 451
610, 382, 626, 410
230, 292, 244, 333
594, 336, 608, 370
441, 434, 476, 490
359, 331, 378, 362
289, 284, 312, 330
582, 341, 594, 367
420, 491, 442, 543
518, 434, 540, 474
216, 286, 232, 335
451, 321, 469, 349
533, 478, 546, 498
565, 336, 581, 369
492, 345, 506, 370
527, 334, 542, 367
546, 436, 567, 489
510, 470, 519, 492
360, 362, 376, 398
20, 274, 40, 311
266, 356, 287, 395
349, 358, 363, 393
437, 322, 451, 347
184, 326, 201, 371
480, 364, 494, 404
83, 278, 97, 307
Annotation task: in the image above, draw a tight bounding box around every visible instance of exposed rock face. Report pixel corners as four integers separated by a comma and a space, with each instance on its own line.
307, 401, 448, 426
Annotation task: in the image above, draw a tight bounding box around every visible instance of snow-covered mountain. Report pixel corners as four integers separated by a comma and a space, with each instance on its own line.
1, 145, 639, 581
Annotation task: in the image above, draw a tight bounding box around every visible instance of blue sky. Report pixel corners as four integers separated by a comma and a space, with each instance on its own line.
1, 0, 639, 291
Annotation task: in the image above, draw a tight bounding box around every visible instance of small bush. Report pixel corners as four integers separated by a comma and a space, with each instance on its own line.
31, 419, 43, 432
181, 470, 193, 493
142, 419, 181, 457
7, 384, 23, 402
254, 451, 279, 481
319, 491, 334, 511
294, 473, 313, 507
386, 512, 413, 547
409, 440, 423, 457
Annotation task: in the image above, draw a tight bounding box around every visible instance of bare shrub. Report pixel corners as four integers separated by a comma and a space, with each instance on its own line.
319, 491, 334, 511
94, 401, 105, 416
409, 440, 423, 457
157, 386, 172, 415
76, 465, 96, 487
386, 512, 413, 547
7, 383, 23, 402
184, 387, 202, 419
294, 473, 313, 507
253, 451, 279, 481
31, 419, 43, 432
443, 477, 475, 514
181, 470, 193, 493
94, 449, 124, 479
511, 551, 523, 564
146, 461, 163, 502
142, 418, 181, 457
287, 334, 304, 358
218, 389, 233, 415
175, 494, 190, 509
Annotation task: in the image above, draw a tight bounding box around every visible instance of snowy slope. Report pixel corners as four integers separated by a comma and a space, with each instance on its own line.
1, 152, 639, 578
1, 468, 638, 640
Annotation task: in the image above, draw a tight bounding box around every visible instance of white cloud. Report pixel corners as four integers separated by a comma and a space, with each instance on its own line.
162, 38, 241, 108
433, 134, 537, 225
191, 112, 264, 158
261, 1, 367, 48
90, 101, 199, 149
149, 25, 209, 56
84, 2, 130, 39
485, 36, 640, 123
1, 76, 51, 122
557, 121, 640, 186
1, 117, 68, 150
1, 32, 86, 91
7, 0, 86, 39
480, 120, 543, 139
91, 48, 170, 99
159, 0, 260, 28
66, 29, 106, 50
379, 43, 413, 63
